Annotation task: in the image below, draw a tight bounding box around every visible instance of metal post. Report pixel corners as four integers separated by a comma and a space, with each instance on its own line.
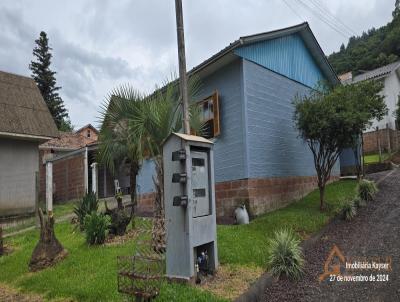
175, 0, 190, 134
46, 161, 53, 216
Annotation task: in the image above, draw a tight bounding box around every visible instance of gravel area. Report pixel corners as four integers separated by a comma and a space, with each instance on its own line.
263, 169, 400, 302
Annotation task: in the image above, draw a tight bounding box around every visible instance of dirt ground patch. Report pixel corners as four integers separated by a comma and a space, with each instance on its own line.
198, 264, 263, 300
263, 169, 400, 301
104, 228, 139, 246
0, 284, 44, 302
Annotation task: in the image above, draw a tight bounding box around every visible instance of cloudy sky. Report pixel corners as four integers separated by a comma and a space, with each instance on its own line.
0, 0, 395, 129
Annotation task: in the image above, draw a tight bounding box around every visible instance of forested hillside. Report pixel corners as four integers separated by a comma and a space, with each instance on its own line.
328, 2, 400, 75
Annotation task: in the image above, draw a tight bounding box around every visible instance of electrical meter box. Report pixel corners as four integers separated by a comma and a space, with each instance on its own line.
163, 132, 218, 281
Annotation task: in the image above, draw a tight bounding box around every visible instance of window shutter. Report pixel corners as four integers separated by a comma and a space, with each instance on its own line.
213, 91, 220, 137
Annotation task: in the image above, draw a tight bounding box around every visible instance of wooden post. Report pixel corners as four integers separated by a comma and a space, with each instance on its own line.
46, 161, 53, 216
175, 0, 190, 134
386, 123, 391, 154
376, 127, 382, 163
84, 147, 89, 194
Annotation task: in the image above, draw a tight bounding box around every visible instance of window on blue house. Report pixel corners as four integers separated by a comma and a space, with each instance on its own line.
197, 91, 220, 139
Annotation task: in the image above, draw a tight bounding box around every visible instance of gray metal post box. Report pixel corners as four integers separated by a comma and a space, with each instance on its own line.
163, 133, 218, 281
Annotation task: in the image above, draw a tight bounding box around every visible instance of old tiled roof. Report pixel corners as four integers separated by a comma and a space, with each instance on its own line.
40, 131, 97, 150
75, 124, 99, 135
0, 70, 58, 138
347, 61, 400, 84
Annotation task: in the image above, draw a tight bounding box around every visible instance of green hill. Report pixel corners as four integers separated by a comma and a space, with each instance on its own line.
328, 2, 400, 75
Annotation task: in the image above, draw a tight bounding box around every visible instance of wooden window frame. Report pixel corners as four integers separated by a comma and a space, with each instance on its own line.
197, 90, 220, 138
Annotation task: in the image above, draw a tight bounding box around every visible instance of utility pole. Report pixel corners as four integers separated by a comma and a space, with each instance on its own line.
175, 0, 190, 134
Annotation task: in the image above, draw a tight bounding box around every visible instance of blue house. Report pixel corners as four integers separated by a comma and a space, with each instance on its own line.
135, 22, 340, 223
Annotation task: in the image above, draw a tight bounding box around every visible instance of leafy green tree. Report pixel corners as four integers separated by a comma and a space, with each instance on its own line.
293, 81, 386, 210
329, 2, 400, 75
30, 31, 70, 129
59, 117, 74, 132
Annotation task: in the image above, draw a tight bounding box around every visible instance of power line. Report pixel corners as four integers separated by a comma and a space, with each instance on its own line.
307, 0, 357, 36
293, 0, 350, 38
282, 0, 305, 22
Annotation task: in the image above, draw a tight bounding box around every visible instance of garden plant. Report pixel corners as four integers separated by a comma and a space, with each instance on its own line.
84, 212, 111, 245
267, 228, 304, 280
73, 191, 99, 231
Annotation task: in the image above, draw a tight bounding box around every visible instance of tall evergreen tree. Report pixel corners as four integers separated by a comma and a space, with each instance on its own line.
393, 0, 400, 17
29, 31, 71, 130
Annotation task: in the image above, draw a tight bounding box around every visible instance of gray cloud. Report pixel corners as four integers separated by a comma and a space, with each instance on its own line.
0, 0, 396, 128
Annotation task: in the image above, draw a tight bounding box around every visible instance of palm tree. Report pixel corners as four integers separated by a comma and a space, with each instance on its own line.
98, 78, 203, 248
97, 86, 145, 226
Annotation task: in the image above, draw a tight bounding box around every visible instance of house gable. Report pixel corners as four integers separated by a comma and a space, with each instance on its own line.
234, 33, 325, 88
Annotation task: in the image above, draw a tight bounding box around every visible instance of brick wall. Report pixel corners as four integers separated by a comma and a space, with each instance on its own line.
137, 192, 156, 216
39, 151, 85, 203
215, 176, 324, 224
363, 128, 400, 154
134, 175, 336, 224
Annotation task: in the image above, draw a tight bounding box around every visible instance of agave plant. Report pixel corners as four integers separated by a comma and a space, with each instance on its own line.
267, 228, 304, 280
73, 191, 99, 231
341, 199, 357, 220
357, 179, 378, 202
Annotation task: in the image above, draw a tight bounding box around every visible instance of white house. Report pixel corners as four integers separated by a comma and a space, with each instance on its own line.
342, 61, 400, 132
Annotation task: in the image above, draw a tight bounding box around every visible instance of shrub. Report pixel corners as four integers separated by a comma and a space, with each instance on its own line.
74, 191, 99, 230
341, 199, 357, 220
353, 196, 366, 208
84, 212, 110, 245
267, 228, 304, 280
104, 200, 132, 236
357, 179, 378, 202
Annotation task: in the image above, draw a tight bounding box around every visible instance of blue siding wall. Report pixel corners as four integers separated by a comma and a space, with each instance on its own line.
135, 59, 246, 193
243, 59, 340, 177
235, 33, 324, 88
136, 159, 156, 194
340, 147, 360, 168
197, 59, 247, 182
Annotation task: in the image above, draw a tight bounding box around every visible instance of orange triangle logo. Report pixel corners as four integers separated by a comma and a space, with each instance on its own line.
318, 244, 346, 282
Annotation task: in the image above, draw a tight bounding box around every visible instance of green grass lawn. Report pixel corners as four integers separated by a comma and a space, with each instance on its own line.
1, 180, 356, 301
218, 179, 357, 268
363, 153, 390, 164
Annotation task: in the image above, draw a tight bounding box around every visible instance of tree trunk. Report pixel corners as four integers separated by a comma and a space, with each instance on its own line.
319, 184, 325, 211
29, 208, 67, 271
151, 155, 166, 253
130, 160, 139, 228
353, 147, 361, 180
0, 226, 3, 256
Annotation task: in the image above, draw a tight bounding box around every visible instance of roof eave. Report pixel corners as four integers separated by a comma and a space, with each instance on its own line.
0, 131, 56, 142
